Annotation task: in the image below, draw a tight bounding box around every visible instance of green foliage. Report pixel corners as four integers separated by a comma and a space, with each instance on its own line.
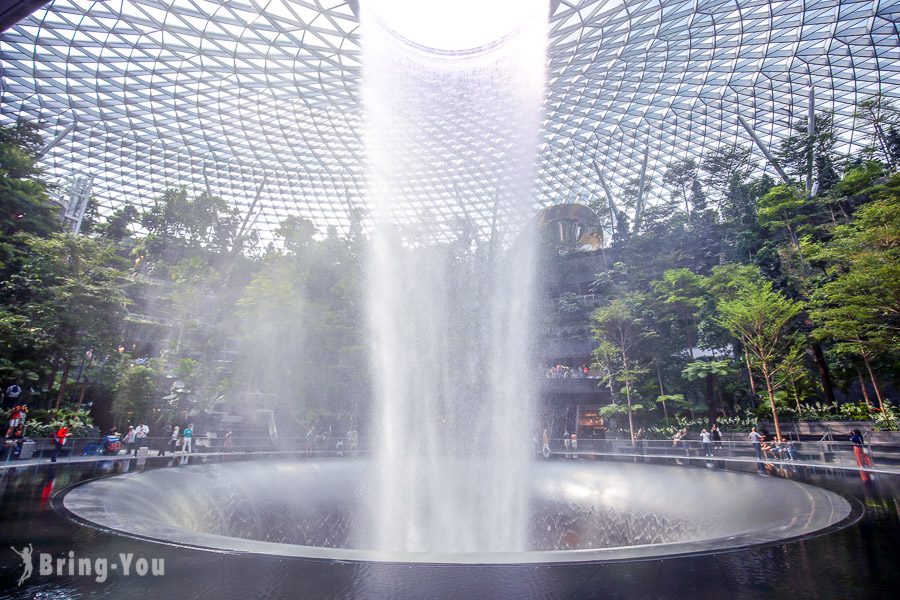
25, 408, 96, 438
808, 181, 899, 363
681, 360, 732, 381
853, 95, 900, 169
832, 161, 886, 198
757, 184, 807, 247
0, 100, 896, 437
776, 111, 840, 193
716, 283, 803, 366
111, 364, 160, 426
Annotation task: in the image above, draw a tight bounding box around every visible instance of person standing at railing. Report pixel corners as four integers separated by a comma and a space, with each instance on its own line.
541, 428, 551, 458
49, 423, 70, 463
159, 425, 178, 456
700, 429, 712, 457
781, 437, 796, 461
182, 424, 193, 453
570, 432, 578, 459
6, 405, 25, 437
123, 425, 136, 455
849, 429, 873, 469
710, 424, 722, 450
748, 427, 762, 461
134, 423, 149, 456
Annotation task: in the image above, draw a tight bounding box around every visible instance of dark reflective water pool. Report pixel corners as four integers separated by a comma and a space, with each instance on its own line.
0, 454, 896, 599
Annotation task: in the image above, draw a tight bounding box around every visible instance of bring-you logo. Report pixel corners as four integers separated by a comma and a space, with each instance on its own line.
10, 544, 164, 585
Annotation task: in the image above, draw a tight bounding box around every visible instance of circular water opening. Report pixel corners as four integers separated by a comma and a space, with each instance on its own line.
62, 459, 854, 564
367, 0, 544, 56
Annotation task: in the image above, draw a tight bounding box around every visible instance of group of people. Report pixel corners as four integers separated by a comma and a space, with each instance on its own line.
671, 424, 724, 456
747, 427, 797, 461
119, 423, 151, 455
542, 364, 591, 379
154, 424, 193, 455
104, 422, 194, 456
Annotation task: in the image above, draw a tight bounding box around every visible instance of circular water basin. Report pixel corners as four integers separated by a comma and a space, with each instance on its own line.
61, 459, 854, 564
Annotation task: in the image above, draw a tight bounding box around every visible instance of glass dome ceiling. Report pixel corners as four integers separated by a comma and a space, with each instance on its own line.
1, 0, 898, 242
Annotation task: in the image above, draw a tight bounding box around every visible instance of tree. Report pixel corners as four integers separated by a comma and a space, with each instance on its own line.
681, 359, 733, 416
591, 295, 654, 443
0, 233, 129, 406
111, 364, 159, 426
757, 184, 808, 254
0, 121, 61, 270
664, 158, 705, 227
777, 112, 840, 194
653, 268, 706, 358
854, 95, 900, 170
807, 176, 899, 407
716, 282, 803, 440
138, 187, 243, 269
95, 204, 139, 242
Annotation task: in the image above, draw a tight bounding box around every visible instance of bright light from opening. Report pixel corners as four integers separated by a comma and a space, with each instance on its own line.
366, 0, 543, 53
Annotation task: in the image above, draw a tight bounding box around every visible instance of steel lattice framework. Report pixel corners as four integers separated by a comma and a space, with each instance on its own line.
1, 0, 899, 242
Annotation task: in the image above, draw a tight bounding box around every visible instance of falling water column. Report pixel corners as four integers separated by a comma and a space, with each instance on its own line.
361, 0, 548, 554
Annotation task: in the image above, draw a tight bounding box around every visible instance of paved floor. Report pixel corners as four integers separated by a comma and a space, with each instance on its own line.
2, 446, 898, 475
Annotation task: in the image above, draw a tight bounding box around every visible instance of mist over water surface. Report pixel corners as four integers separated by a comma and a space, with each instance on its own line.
360, 1, 549, 553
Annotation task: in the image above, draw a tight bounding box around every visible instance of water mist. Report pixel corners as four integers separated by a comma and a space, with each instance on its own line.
360, 0, 548, 553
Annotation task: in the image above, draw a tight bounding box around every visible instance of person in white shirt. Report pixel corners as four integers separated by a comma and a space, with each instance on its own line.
123, 425, 137, 455
134, 423, 149, 456
700, 429, 712, 457
748, 427, 762, 460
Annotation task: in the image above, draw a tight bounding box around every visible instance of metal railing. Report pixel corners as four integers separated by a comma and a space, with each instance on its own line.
1, 435, 365, 463
1, 433, 893, 471
544, 437, 885, 468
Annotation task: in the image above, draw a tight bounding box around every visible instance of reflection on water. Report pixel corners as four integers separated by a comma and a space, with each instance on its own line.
0, 456, 897, 599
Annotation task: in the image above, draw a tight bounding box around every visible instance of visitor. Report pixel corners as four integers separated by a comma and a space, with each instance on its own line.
123, 425, 136, 455
223, 429, 233, 452
671, 429, 688, 455
8, 424, 25, 458
563, 430, 571, 459
710, 424, 723, 450
182, 423, 193, 453
50, 422, 70, 463
159, 424, 178, 456
849, 429, 872, 469
749, 427, 762, 460
700, 429, 712, 457
760, 435, 777, 461
634, 427, 645, 455
134, 423, 149, 455
541, 428, 551, 458
671, 429, 683, 452
781, 437, 797, 461
6, 405, 23, 437
570, 432, 578, 459
772, 437, 784, 460
597, 417, 608, 454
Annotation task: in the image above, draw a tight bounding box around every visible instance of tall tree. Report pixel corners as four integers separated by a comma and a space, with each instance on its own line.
591, 295, 653, 443
716, 282, 803, 440
663, 158, 705, 227
808, 180, 900, 410
853, 95, 900, 170
777, 112, 840, 194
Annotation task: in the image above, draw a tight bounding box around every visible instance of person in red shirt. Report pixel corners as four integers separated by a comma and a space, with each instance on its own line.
50, 423, 69, 463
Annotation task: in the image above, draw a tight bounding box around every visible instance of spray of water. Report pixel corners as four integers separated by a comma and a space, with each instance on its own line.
360, 1, 548, 553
